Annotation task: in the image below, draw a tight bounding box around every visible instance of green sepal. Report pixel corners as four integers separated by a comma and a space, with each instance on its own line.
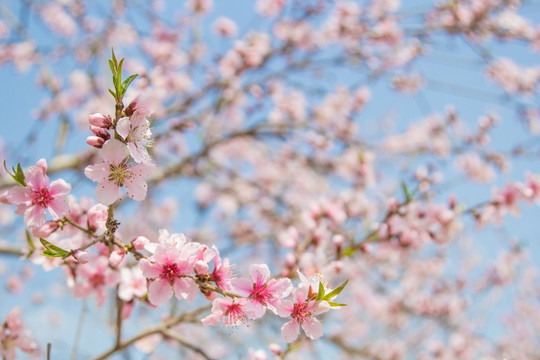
327, 301, 347, 307
39, 238, 69, 258
323, 279, 348, 300
3, 161, 26, 186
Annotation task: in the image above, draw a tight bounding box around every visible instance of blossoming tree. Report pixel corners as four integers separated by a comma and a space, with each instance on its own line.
1, 0, 540, 359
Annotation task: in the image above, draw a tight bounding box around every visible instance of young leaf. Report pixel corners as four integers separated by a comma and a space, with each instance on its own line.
111, 47, 118, 67
3, 161, 26, 186
401, 181, 411, 202
39, 238, 69, 257
108, 59, 117, 77
121, 74, 138, 95
25, 230, 35, 250
327, 301, 347, 307
343, 247, 355, 257
108, 89, 117, 99
323, 279, 349, 300
316, 281, 326, 300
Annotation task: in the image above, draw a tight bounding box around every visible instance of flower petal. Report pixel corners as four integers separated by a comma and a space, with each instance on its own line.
95, 181, 120, 206
84, 164, 110, 182
116, 117, 131, 140
249, 264, 270, 285
124, 176, 148, 201
312, 300, 331, 315
47, 198, 68, 218
139, 259, 162, 278
49, 179, 71, 197
173, 278, 198, 302
301, 317, 324, 340
6, 187, 31, 205
148, 278, 173, 306
281, 320, 300, 343
102, 139, 127, 165
24, 205, 45, 229
231, 278, 253, 297
128, 141, 149, 163
276, 300, 294, 318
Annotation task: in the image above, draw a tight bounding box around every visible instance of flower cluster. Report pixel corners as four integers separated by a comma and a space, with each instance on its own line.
0, 307, 39, 360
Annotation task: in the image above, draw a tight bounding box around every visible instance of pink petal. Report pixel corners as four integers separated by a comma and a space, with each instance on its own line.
124, 176, 148, 201
201, 312, 223, 326
116, 117, 131, 140
281, 320, 300, 343
301, 317, 324, 340
24, 205, 46, 228
25, 165, 48, 190
269, 278, 293, 298
231, 277, 253, 297
49, 179, 71, 197
84, 163, 110, 182
130, 162, 156, 179
245, 300, 266, 319
139, 259, 162, 278
153, 244, 181, 266
148, 278, 173, 306
276, 300, 294, 318
47, 198, 68, 218
293, 287, 308, 303
95, 181, 120, 206
312, 300, 331, 315
102, 139, 127, 165
173, 278, 198, 302
6, 187, 31, 204
128, 141, 149, 163
249, 264, 270, 285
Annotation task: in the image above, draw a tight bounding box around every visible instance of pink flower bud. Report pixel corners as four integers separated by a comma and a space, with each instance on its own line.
132, 236, 148, 250
121, 300, 134, 320
194, 260, 209, 275
32, 221, 59, 238
0, 190, 10, 204
285, 253, 295, 268
87, 204, 107, 230
90, 125, 111, 140
89, 113, 111, 128
73, 250, 89, 264
269, 343, 282, 355
332, 234, 344, 247
86, 136, 105, 148
109, 248, 125, 267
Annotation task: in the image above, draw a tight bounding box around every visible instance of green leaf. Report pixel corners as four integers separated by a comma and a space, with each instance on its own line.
108, 89, 117, 99
401, 181, 411, 202
39, 238, 69, 258
121, 74, 138, 95
111, 47, 118, 67
108, 59, 117, 77
323, 279, 348, 300
316, 281, 326, 300
3, 161, 26, 186
327, 301, 347, 307
25, 230, 35, 250
343, 247, 355, 257
117, 58, 124, 91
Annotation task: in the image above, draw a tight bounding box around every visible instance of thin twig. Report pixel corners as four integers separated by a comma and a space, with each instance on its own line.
161, 329, 215, 360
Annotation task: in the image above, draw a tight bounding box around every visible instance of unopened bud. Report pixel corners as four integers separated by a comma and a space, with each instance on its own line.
0, 190, 11, 204
86, 136, 105, 148
121, 300, 134, 320
89, 113, 111, 128
132, 236, 148, 250
87, 204, 107, 230
194, 260, 209, 275
32, 221, 60, 238
332, 234, 344, 248
90, 125, 111, 140
269, 343, 282, 355
73, 250, 89, 264
109, 248, 125, 267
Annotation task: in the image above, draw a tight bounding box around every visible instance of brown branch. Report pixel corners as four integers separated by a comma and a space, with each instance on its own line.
161, 329, 215, 360
0, 243, 25, 256
90, 305, 211, 360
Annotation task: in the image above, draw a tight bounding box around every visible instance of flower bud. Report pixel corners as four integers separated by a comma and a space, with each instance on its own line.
89, 113, 111, 128
132, 236, 148, 250
109, 248, 125, 267
87, 204, 107, 230
32, 221, 59, 238
86, 136, 105, 148
90, 125, 111, 140
194, 260, 209, 275
121, 300, 134, 320
73, 250, 89, 264
0, 190, 11, 204
269, 343, 282, 355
